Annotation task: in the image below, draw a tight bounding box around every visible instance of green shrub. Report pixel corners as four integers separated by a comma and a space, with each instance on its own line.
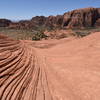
75, 31, 90, 37
32, 31, 48, 41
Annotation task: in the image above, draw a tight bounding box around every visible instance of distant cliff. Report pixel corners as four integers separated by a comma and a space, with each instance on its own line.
0, 19, 11, 27
1, 7, 100, 29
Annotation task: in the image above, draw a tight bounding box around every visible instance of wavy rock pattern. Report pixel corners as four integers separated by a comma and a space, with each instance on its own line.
1, 33, 100, 100
0, 34, 52, 100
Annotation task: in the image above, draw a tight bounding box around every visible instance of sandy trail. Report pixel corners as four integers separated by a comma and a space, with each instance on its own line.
0, 32, 100, 100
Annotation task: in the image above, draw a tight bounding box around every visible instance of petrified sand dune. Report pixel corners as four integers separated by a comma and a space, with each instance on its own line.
0, 32, 100, 100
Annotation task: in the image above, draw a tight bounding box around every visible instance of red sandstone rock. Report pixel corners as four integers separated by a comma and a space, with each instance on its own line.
95, 19, 100, 27
0, 19, 11, 27
1, 7, 100, 29
63, 8, 100, 28
1, 32, 100, 100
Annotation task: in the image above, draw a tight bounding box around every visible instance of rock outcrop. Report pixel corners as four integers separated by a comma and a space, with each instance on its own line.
9, 20, 30, 29
34, 7, 100, 28
62, 7, 100, 28
1, 32, 100, 100
0, 19, 11, 27
0, 34, 36, 100
15, 7, 100, 29
0, 7, 100, 29
31, 16, 47, 26
45, 15, 63, 28
95, 19, 100, 27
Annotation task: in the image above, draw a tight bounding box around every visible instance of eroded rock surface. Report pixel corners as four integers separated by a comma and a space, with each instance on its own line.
0, 32, 100, 100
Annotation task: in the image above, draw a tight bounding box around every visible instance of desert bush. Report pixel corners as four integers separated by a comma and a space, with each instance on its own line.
32, 31, 48, 41
75, 31, 90, 37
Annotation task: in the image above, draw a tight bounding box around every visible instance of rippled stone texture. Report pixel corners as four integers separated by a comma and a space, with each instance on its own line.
1, 32, 100, 100
0, 35, 37, 100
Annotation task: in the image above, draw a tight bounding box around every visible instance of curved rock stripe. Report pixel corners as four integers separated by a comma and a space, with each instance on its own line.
0, 32, 100, 100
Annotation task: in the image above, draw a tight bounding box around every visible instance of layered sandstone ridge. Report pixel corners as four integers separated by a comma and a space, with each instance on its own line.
0, 7, 100, 29
62, 7, 100, 28
0, 32, 100, 100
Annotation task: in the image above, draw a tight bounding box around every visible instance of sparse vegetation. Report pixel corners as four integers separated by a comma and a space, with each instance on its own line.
32, 31, 48, 41
72, 27, 100, 37
0, 27, 48, 40
75, 31, 90, 37
0, 27, 34, 40
0, 27, 100, 40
